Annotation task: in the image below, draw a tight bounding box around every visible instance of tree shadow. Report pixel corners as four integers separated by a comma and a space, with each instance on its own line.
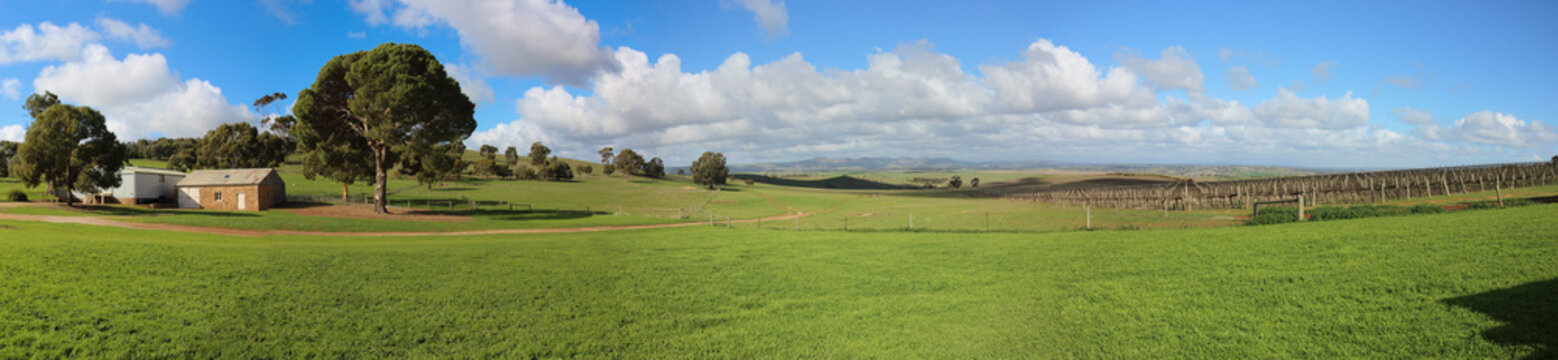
1441, 278, 1558, 359
68, 205, 261, 218
437, 209, 607, 221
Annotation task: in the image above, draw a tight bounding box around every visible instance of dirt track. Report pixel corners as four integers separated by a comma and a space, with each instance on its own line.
0, 202, 815, 238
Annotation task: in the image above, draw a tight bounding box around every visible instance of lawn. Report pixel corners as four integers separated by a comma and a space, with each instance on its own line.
0, 205, 1552, 358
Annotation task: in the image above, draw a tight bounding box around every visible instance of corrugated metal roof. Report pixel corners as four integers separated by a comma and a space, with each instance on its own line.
120, 166, 187, 177
176, 168, 278, 187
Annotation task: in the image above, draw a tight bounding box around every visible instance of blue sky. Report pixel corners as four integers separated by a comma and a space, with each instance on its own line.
1, 0, 1554, 168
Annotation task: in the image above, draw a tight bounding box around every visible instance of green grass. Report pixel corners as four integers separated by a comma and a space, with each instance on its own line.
1, 205, 1554, 358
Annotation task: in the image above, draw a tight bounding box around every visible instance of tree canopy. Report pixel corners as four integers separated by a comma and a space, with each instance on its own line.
293, 43, 475, 213
598, 147, 613, 165
691, 151, 728, 189
195, 122, 288, 169
529, 142, 551, 166
614, 148, 644, 176
0, 141, 18, 178
12, 101, 128, 206
504, 146, 519, 165
643, 157, 666, 178
949, 175, 963, 189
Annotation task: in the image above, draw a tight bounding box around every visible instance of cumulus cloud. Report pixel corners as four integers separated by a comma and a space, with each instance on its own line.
1116, 46, 1203, 93
1450, 111, 1557, 147
444, 63, 494, 104
0, 125, 23, 142
1225, 66, 1257, 91
1251, 89, 1368, 129
462, 37, 1534, 167
350, 0, 618, 84
96, 18, 170, 49
985, 40, 1156, 116
120, 0, 194, 16
727, 0, 789, 39
33, 45, 253, 139
0, 22, 100, 64
346, 31, 366, 39
1, 78, 20, 100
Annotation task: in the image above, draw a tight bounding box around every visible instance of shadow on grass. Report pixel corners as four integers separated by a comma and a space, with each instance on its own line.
68, 205, 262, 218
1441, 278, 1558, 359
436, 209, 608, 221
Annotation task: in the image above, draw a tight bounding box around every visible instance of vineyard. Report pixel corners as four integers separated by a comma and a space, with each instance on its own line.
1002, 161, 1558, 211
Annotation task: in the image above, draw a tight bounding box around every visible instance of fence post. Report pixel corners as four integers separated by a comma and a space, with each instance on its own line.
1496, 183, 1504, 207
1297, 196, 1305, 222
794, 214, 799, 231
909, 213, 914, 230
1085, 204, 1091, 229
985, 212, 990, 232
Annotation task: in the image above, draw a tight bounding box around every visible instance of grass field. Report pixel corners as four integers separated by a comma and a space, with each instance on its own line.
1, 205, 1553, 358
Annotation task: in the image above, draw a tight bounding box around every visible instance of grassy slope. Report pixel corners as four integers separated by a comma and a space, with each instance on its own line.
1, 205, 1554, 358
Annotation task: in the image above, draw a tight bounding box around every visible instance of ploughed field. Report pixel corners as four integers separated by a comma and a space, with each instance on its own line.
1, 205, 1554, 358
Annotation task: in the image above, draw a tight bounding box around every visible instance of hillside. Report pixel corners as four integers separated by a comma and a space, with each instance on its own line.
731, 157, 1320, 179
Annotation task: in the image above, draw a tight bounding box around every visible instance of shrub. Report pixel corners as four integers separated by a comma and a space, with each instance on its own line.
5, 189, 27, 202
1408, 204, 1446, 214
1246, 207, 1300, 225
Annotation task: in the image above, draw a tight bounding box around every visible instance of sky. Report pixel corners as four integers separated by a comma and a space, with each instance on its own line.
0, 0, 1555, 168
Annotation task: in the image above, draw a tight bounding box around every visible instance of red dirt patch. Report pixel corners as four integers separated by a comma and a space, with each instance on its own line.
280, 204, 471, 223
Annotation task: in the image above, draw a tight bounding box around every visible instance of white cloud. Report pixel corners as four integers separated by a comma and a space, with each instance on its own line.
0, 125, 23, 142
465, 37, 1534, 167
1392, 107, 1435, 125
0, 22, 100, 64
1251, 89, 1368, 129
1287, 80, 1306, 92
1, 78, 20, 100
33, 45, 253, 139
1116, 46, 1203, 93
261, 0, 311, 24
1225, 66, 1257, 91
1311, 62, 1336, 83
346, 31, 366, 39
1451, 111, 1557, 147
120, 0, 194, 16
96, 18, 171, 49
350, 0, 618, 84
983, 39, 1156, 116
1383, 75, 1421, 89
444, 63, 494, 104
727, 0, 789, 39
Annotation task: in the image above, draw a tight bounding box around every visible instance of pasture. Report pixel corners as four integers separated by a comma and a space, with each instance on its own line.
0, 205, 1554, 358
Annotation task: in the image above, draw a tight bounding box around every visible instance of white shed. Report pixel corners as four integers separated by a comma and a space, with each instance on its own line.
59, 167, 188, 204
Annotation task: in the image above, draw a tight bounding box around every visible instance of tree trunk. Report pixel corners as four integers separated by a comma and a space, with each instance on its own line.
373, 146, 389, 214
341, 183, 349, 203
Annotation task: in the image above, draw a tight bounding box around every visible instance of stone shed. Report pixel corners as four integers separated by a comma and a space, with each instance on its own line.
175, 168, 286, 211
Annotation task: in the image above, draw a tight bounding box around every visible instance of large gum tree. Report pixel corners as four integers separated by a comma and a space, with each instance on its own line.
13, 100, 128, 206
293, 43, 475, 214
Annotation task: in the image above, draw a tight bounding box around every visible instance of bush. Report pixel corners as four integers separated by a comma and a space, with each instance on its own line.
1246, 207, 1300, 225
1308, 205, 1404, 221
1408, 204, 1446, 214
5, 189, 27, 202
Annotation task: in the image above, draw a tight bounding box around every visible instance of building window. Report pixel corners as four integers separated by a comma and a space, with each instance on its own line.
215, 192, 223, 201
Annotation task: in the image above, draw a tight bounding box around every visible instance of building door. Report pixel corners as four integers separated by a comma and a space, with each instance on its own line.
238, 192, 247, 210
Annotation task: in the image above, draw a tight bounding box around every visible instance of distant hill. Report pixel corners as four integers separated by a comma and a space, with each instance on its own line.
731, 157, 1319, 180
730, 174, 916, 190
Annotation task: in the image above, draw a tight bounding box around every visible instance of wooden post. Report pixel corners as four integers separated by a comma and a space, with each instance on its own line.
1085, 204, 1091, 229
844, 216, 847, 231
795, 214, 799, 231
1297, 196, 1305, 222
1496, 183, 1504, 207
985, 212, 990, 232
726, 216, 731, 229
909, 213, 914, 230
